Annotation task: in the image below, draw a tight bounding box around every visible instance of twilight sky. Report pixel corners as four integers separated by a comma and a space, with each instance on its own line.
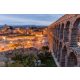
0, 14, 64, 25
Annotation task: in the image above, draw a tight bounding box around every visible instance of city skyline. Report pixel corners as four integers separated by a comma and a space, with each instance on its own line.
0, 14, 64, 25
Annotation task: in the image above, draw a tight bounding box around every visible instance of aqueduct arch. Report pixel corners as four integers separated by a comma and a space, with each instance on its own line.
60, 23, 64, 39
64, 21, 70, 42
67, 52, 77, 67
70, 18, 80, 47
48, 14, 80, 67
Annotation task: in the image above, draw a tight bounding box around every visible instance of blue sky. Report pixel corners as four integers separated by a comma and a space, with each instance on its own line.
0, 14, 64, 25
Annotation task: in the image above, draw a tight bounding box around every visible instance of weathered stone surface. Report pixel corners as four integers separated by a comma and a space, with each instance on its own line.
48, 14, 80, 67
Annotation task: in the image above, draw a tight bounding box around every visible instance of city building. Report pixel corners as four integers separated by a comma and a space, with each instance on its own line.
0, 25, 49, 52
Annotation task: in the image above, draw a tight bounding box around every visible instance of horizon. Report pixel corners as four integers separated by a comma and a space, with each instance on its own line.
0, 14, 64, 26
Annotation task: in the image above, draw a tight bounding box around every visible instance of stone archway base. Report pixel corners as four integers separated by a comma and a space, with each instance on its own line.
52, 53, 60, 67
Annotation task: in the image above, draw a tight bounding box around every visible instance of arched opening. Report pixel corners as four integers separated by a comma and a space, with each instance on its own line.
53, 38, 58, 57
55, 40, 58, 58
61, 46, 67, 67
57, 24, 60, 38
54, 26, 57, 37
60, 23, 64, 39
70, 18, 80, 47
57, 42, 62, 62
56, 40, 59, 59
64, 21, 70, 42
67, 52, 77, 67
53, 39, 55, 52
56, 26, 59, 38
53, 38, 56, 53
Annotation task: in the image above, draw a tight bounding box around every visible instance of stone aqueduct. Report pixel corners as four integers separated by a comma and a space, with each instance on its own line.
48, 14, 80, 67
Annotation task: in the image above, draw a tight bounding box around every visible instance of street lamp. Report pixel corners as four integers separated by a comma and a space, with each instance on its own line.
3, 36, 6, 41
10, 41, 13, 44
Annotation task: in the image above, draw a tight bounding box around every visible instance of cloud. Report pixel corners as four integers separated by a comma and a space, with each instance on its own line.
0, 15, 52, 25
0, 14, 63, 25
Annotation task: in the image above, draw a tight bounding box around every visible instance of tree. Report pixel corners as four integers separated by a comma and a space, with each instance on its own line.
11, 50, 37, 67
41, 46, 49, 51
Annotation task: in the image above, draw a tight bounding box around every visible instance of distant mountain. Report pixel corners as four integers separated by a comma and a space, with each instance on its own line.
0, 25, 47, 29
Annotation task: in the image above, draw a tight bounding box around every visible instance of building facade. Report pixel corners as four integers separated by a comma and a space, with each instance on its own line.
48, 14, 80, 67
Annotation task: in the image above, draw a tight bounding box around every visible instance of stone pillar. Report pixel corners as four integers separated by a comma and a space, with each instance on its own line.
59, 48, 62, 66
77, 55, 80, 67
65, 55, 68, 67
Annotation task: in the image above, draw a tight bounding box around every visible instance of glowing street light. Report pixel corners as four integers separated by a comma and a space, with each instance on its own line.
3, 36, 6, 40
10, 41, 13, 44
